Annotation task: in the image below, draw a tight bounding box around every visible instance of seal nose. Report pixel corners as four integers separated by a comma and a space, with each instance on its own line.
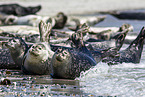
62, 50, 68, 56
56, 54, 63, 62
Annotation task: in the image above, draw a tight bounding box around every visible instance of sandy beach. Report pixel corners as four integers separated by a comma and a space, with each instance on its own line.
0, 0, 145, 16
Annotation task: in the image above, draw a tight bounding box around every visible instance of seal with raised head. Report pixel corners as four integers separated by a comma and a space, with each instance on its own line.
51, 32, 97, 79
51, 30, 120, 79
51, 12, 68, 29
22, 21, 54, 75
103, 26, 145, 65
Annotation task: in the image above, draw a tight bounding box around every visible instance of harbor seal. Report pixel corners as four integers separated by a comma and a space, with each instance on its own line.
22, 21, 54, 75
109, 10, 145, 20
5, 37, 29, 69
51, 32, 97, 79
103, 26, 145, 65
52, 12, 68, 29
67, 15, 106, 27
50, 30, 120, 79
86, 29, 129, 50
69, 23, 129, 50
0, 4, 41, 16
3, 12, 67, 28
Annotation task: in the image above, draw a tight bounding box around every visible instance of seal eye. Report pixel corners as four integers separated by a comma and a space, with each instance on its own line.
13, 40, 16, 42
39, 47, 41, 50
57, 48, 62, 53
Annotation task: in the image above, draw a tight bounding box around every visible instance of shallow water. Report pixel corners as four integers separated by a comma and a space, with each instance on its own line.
1, 12, 145, 96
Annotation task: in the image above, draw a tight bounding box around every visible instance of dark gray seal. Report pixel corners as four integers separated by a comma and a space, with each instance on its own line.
22, 21, 54, 75
0, 4, 41, 16
51, 32, 97, 79
5, 37, 29, 69
101, 9, 145, 20
103, 26, 145, 65
50, 30, 118, 79
51, 12, 68, 29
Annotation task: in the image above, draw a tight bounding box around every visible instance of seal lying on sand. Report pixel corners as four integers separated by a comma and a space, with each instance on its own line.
100, 9, 145, 20
51, 32, 97, 79
70, 23, 129, 50
5, 37, 29, 69
22, 21, 54, 75
51, 29, 119, 79
69, 23, 132, 41
67, 15, 106, 27
3, 12, 67, 28
0, 4, 41, 16
103, 26, 145, 65
86, 29, 129, 50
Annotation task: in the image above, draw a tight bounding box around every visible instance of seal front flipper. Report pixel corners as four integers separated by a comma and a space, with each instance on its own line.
70, 23, 89, 48
70, 25, 94, 58
111, 29, 129, 51
21, 54, 30, 74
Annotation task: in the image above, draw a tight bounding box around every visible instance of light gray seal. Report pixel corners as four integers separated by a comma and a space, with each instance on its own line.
22, 21, 54, 75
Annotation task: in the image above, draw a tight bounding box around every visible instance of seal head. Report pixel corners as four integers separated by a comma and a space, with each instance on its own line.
23, 42, 53, 74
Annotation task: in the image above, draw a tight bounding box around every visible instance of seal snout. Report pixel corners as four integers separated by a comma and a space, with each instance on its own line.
5, 41, 15, 49
29, 45, 41, 55
55, 48, 69, 62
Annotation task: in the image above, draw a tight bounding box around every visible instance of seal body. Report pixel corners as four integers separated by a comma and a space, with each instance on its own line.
51, 46, 97, 79
5, 37, 28, 69
103, 27, 145, 65
110, 10, 145, 20
0, 4, 41, 16
22, 42, 54, 74
86, 29, 128, 50
0, 49, 15, 69
22, 20, 54, 75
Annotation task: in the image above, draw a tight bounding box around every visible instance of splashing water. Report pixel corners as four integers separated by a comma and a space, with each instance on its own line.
78, 61, 145, 96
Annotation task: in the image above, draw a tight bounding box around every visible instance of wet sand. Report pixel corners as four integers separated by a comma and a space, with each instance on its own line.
1, 0, 145, 16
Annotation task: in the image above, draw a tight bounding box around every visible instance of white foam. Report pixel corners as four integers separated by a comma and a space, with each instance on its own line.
77, 61, 145, 96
